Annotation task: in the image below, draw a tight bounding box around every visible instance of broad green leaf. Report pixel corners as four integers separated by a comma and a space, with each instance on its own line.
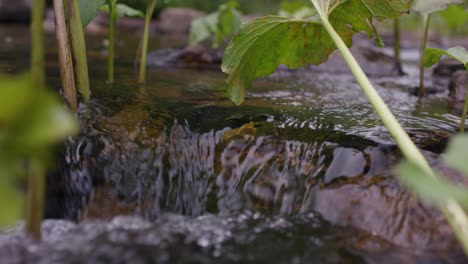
412, 0, 463, 14
444, 135, 468, 176
397, 161, 468, 207
78, 0, 106, 27
0, 74, 34, 125
9, 93, 79, 153
424, 46, 468, 69
222, 0, 411, 105
101, 3, 144, 18
439, 4, 468, 32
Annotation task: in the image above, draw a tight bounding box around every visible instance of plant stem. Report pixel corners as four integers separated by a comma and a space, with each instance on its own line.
68, 0, 91, 101
393, 18, 404, 76
418, 14, 431, 98
107, 1, 117, 85
461, 81, 468, 132
27, 0, 46, 240
31, 0, 45, 88
138, 0, 157, 84
313, 2, 468, 254
53, 0, 77, 112
25, 158, 45, 240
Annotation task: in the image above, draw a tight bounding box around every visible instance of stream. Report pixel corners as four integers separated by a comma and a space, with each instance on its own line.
0, 24, 467, 263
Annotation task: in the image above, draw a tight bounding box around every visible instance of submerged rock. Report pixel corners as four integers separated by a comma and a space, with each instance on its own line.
146, 46, 223, 69
449, 70, 468, 102
433, 58, 466, 77
156, 8, 205, 35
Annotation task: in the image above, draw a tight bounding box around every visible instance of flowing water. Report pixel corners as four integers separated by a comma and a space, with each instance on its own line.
0, 25, 467, 263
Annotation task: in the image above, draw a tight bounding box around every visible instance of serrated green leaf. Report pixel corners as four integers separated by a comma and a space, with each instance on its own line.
412, 0, 463, 14
396, 161, 468, 207
78, 0, 106, 27
222, 0, 411, 105
444, 135, 468, 176
424, 46, 468, 69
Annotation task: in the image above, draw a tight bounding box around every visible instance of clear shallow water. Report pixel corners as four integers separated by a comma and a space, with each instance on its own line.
0, 25, 466, 263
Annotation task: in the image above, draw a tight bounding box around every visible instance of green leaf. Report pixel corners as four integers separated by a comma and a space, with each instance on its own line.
439, 4, 468, 32
78, 0, 106, 27
222, 0, 411, 105
0, 74, 34, 126
189, 13, 219, 46
412, 0, 463, 14
444, 135, 468, 176
396, 161, 468, 207
101, 3, 144, 18
9, 93, 79, 153
188, 0, 242, 48
424, 46, 468, 69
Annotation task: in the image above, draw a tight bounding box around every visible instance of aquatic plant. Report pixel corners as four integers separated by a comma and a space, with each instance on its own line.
412, 0, 465, 97
53, 0, 77, 112
101, 1, 143, 84
51, 0, 94, 111
137, 0, 158, 84
392, 18, 404, 75
423, 46, 468, 132
69, 0, 91, 101
189, 0, 242, 48
221, 0, 468, 252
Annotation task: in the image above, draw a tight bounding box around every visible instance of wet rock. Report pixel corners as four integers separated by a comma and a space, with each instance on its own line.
449, 70, 468, 102
0, 0, 31, 23
433, 58, 465, 77
146, 46, 223, 69
156, 8, 205, 35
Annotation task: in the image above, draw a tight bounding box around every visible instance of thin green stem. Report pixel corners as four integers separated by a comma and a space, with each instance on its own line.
68, 0, 91, 101
25, 158, 45, 240
139, 0, 157, 84
27, 0, 46, 240
393, 18, 404, 76
419, 14, 431, 98
107, 2, 117, 84
312, 1, 468, 254
53, 0, 77, 112
31, 0, 45, 88
460, 81, 468, 132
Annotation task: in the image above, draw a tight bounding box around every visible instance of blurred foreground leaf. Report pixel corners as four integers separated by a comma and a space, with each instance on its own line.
397, 161, 468, 207
0, 74, 78, 228
444, 135, 468, 176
